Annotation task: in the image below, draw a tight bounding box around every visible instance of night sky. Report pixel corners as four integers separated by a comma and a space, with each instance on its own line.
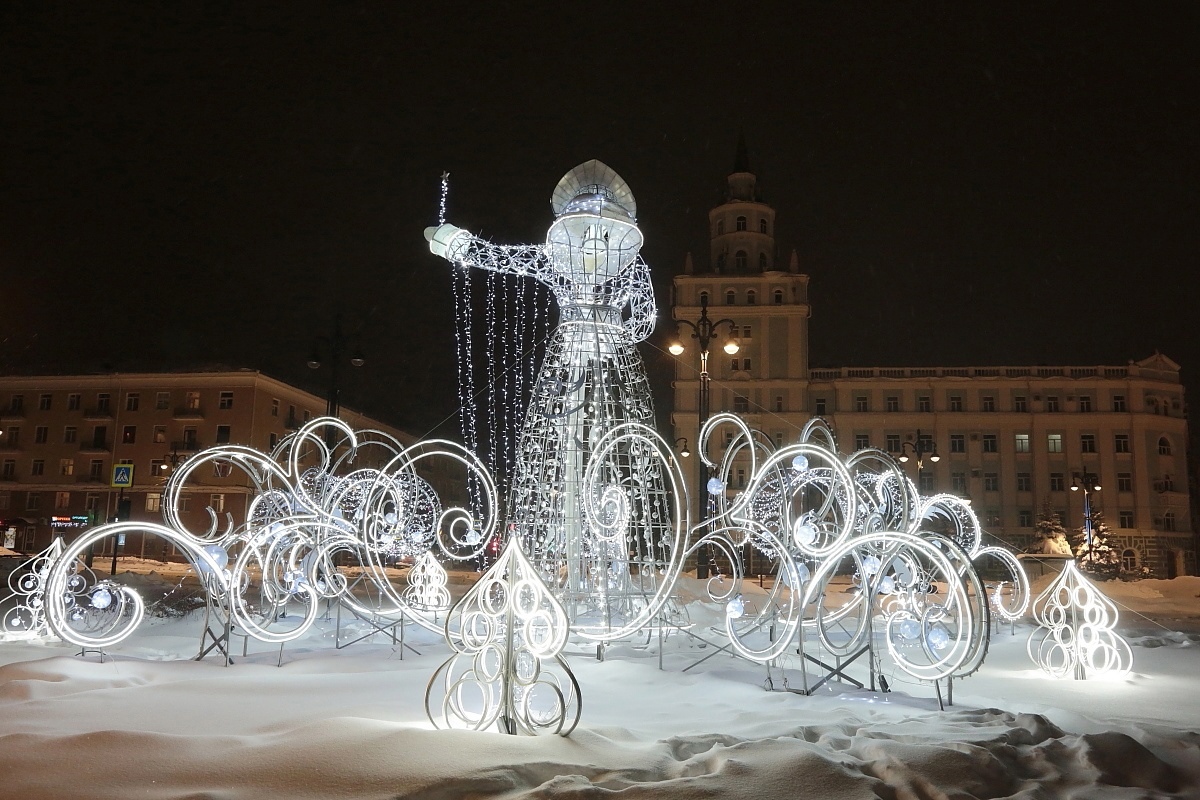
2, 5, 1196, 438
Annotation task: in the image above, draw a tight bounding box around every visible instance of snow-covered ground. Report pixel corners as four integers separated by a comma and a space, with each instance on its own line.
2, 572, 1200, 799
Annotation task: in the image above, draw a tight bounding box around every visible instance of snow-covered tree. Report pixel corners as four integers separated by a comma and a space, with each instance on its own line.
1027, 501, 1072, 555
1071, 510, 1121, 580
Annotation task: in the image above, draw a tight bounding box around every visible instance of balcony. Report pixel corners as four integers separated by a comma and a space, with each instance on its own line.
173, 406, 205, 420
172, 440, 202, 452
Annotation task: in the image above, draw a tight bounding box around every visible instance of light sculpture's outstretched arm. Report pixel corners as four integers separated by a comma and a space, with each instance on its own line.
620, 256, 657, 343
425, 224, 557, 286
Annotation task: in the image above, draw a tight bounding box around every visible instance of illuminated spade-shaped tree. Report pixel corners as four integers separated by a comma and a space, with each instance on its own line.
1027, 560, 1133, 680
403, 551, 452, 612
426, 538, 580, 736
1, 538, 67, 640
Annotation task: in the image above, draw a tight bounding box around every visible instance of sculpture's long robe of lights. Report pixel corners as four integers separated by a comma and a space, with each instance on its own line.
428, 161, 675, 637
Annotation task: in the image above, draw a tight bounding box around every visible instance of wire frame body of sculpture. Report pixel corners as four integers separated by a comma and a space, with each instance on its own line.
426, 161, 675, 638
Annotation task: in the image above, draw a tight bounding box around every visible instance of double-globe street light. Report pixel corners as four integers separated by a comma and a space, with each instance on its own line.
307, 313, 365, 445
1071, 470, 1102, 566
669, 293, 739, 579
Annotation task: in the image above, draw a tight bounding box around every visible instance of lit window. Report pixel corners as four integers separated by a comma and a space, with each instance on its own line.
146, 493, 161, 512
209, 494, 225, 513
59, 459, 73, 476
153, 426, 166, 444
122, 425, 136, 445
1047, 433, 1063, 453
1014, 434, 1030, 453
185, 391, 201, 410
55, 491, 70, 509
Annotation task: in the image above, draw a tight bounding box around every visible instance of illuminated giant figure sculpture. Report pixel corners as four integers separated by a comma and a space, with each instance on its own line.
426, 161, 674, 629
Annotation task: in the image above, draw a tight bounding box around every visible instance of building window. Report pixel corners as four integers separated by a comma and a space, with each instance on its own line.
269, 432, 278, 449
733, 396, 750, 413
0, 493, 9, 510
55, 491, 70, 509
854, 434, 870, 450
726, 290, 736, 305
746, 288, 756, 304
89, 460, 104, 480
949, 434, 965, 453
8, 395, 23, 412
151, 459, 166, 477
84, 492, 98, 511
919, 473, 935, 493
1117, 473, 1132, 492
985, 510, 1002, 527
38, 394, 52, 411
1114, 434, 1131, 453
773, 289, 783, 304
34, 426, 48, 444
981, 396, 995, 412
1049, 473, 1064, 492
918, 396, 931, 413
1014, 396, 1027, 412
1112, 395, 1126, 412
949, 395, 963, 412
153, 426, 166, 444
146, 493, 162, 512
716, 220, 724, 235
1016, 472, 1031, 492
219, 391, 234, 410
735, 468, 746, 488
209, 494, 225, 513
1, 460, 14, 479
26, 493, 40, 511
774, 395, 784, 412
736, 215, 747, 231
734, 251, 748, 272
886, 396, 899, 412
216, 425, 232, 444
1159, 474, 1175, 492
759, 253, 768, 270
155, 391, 170, 410
1119, 511, 1134, 528
1079, 396, 1093, 412
983, 473, 999, 492
1162, 511, 1176, 532
982, 434, 998, 453
854, 396, 869, 412
125, 393, 140, 411
759, 218, 768, 234
917, 432, 935, 451
730, 358, 740, 372
885, 434, 901, 453
183, 427, 198, 448
1158, 436, 1172, 455
30, 460, 44, 476
1046, 434, 1063, 453
951, 472, 967, 493
717, 254, 727, 271
1080, 434, 1097, 453
184, 391, 200, 410
815, 399, 826, 415
1018, 509, 1033, 528
6, 427, 19, 446
1121, 549, 1138, 571
741, 358, 752, 372
122, 425, 136, 445
97, 393, 111, 411
271, 399, 280, 417
1014, 434, 1030, 453
1045, 396, 1060, 412
68, 393, 81, 411
180, 494, 191, 512
64, 426, 77, 444
59, 458, 73, 476
724, 431, 735, 447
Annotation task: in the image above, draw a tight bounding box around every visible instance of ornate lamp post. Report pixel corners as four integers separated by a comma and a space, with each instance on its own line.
1071, 471, 1102, 566
669, 293, 739, 578
307, 313, 365, 444
898, 430, 941, 490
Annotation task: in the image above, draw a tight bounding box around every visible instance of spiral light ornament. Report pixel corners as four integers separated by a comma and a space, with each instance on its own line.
1027, 560, 1132, 679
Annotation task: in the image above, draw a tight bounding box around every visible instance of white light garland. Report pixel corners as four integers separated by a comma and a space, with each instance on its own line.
1027, 560, 1133, 679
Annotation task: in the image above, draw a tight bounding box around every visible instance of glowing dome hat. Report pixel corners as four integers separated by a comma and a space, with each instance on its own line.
547, 160, 642, 276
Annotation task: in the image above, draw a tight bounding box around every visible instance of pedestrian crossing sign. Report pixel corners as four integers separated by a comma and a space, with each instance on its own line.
111, 464, 134, 488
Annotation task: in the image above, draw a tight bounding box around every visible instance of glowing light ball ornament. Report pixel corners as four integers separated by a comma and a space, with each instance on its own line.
1027, 560, 1132, 680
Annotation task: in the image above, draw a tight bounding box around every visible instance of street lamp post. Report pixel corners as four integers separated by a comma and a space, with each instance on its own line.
669, 294, 739, 579
307, 313, 365, 444
897, 430, 941, 490
1071, 471, 1102, 567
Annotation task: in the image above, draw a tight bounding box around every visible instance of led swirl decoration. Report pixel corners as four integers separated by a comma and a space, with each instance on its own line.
1027, 560, 1132, 679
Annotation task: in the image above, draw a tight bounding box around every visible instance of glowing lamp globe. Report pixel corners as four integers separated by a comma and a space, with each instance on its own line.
668, 341, 685, 356
726, 595, 745, 619
706, 477, 725, 495
927, 625, 951, 651
723, 339, 740, 355
791, 454, 809, 472
90, 587, 113, 610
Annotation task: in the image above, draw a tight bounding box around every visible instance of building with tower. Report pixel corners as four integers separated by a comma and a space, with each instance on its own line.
670, 146, 1194, 577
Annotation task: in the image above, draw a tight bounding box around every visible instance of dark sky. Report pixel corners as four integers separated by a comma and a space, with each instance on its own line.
2, 4, 1197, 437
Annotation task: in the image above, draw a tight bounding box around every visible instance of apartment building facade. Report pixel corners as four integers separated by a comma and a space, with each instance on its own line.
671, 154, 1193, 576
0, 370, 435, 557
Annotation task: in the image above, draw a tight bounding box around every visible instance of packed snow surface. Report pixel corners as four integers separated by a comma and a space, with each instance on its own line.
1, 572, 1199, 799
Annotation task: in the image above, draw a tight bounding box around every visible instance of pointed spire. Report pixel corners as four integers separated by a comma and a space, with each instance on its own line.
683, 252, 694, 274
734, 130, 751, 173
789, 249, 800, 273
